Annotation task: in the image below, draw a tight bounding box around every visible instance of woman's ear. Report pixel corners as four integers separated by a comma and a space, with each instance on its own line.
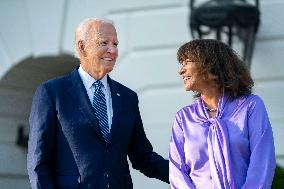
207, 73, 218, 81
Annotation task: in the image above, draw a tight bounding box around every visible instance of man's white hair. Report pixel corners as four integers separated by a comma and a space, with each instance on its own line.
74, 17, 115, 58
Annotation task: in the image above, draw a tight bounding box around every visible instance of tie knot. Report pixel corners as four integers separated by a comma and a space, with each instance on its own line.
93, 80, 103, 90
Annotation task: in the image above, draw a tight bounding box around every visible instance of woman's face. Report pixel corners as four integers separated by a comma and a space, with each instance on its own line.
178, 59, 209, 92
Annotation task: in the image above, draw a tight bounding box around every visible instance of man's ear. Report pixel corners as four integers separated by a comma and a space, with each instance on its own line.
77, 40, 86, 56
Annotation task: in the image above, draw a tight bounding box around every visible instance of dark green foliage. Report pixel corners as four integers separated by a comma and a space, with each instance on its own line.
271, 164, 284, 189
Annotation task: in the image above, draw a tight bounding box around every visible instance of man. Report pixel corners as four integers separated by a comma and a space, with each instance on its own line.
27, 18, 169, 189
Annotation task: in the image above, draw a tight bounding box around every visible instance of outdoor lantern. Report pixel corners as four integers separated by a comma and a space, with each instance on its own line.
189, 0, 260, 69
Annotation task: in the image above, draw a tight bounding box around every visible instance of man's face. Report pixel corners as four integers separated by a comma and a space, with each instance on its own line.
82, 22, 118, 79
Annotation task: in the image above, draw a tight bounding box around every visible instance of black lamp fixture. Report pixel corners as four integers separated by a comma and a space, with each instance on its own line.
189, 0, 260, 69
16, 124, 29, 149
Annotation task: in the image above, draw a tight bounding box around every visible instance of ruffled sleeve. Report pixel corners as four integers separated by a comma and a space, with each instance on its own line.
169, 115, 197, 189
241, 96, 276, 189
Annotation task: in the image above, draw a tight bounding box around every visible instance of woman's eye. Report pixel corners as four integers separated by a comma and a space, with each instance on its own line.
181, 62, 188, 67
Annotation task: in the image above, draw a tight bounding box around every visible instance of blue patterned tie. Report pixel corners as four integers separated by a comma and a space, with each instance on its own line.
92, 80, 109, 142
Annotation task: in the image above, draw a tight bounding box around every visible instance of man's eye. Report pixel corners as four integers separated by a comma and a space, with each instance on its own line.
101, 41, 108, 46
114, 42, 118, 47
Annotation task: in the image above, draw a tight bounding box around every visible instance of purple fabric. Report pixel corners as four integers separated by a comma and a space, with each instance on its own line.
169, 94, 275, 189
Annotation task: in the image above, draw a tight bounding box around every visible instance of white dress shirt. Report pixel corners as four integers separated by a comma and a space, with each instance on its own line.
78, 66, 113, 132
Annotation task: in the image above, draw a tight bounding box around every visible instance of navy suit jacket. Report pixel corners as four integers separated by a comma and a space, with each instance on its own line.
27, 68, 169, 189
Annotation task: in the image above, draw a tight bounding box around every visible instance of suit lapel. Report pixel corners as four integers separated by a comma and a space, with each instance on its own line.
107, 76, 122, 142
67, 69, 105, 141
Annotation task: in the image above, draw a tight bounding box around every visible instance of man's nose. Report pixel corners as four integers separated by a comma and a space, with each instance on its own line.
107, 45, 117, 54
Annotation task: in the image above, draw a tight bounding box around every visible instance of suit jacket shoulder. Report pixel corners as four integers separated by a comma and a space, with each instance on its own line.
40, 71, 73, 91
108, 79, 138, 100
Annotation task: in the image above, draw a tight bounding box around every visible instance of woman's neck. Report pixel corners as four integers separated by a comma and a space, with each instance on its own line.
200, 87, 222, 110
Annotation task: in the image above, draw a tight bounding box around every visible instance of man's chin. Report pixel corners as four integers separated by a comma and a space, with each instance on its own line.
104, 67, 114, 74
103, 62, 115, 69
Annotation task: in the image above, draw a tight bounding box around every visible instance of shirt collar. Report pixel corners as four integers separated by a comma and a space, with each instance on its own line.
78, 65, 108, 89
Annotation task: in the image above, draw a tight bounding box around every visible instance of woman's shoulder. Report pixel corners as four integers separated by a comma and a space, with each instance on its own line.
235, 94, 266, 111
176, 99, 199, 117
238, 94, 265, 104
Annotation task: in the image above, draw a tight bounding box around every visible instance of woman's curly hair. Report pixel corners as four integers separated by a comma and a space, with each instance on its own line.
177, 39, 254, 99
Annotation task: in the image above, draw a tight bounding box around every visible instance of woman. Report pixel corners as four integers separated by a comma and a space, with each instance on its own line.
169, 39, 275, 189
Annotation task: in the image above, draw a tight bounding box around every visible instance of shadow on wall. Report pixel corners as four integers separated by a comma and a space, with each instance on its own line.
3, 54, 80, 129
0, 54, 79, 123
0, 54, 80, 91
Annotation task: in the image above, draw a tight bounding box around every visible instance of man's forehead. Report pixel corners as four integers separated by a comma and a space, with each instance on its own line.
90, 23, 117, 38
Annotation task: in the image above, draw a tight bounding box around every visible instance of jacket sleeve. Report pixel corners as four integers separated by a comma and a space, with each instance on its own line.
241, 96, 276, 189
169, 115, 196, 189
127, 94, 169, 183
27, 84, 57, 189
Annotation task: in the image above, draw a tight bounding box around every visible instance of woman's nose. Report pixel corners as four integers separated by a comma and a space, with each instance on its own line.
178, 66, 184, 75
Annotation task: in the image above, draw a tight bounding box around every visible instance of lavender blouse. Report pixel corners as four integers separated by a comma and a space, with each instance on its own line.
169, 94, 275, 189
